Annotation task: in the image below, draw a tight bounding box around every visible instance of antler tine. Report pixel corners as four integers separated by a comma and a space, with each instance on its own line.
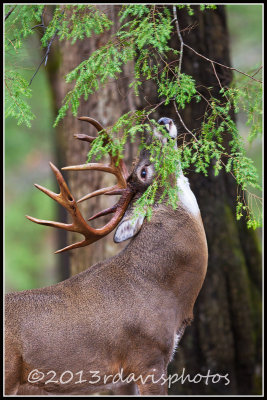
74, 133, 96, 143
88, 204, 117, 221
33, 183, 58, 202
77, 117, 113, 154
49, 162, 76, 203
26, 215, 73, 231
77, 116, 106, 133
62, 162, 128, 183
62, 162, 115, 174
32, 162, 74, 208
55, 240, 90, 254
77, 185, 119, 204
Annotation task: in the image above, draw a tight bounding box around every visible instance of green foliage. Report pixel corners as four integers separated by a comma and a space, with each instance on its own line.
5, 5, 113, 128
221, 73, 263, 143
54, 39, 136, 126
54, 5, 174, 125
5, 71, 35, 127
176, 4, 217, 16
182, 92, 262, 227
5, 5, 45, 127
41, 5, 113, 46
119, 5, 172, 53
157, 70, 197, 107
4, 4, 262, 229
5, 5, 44, 50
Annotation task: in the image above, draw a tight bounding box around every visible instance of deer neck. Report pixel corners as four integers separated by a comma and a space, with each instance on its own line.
121, 202, 207, 326
125, 203, 205, 279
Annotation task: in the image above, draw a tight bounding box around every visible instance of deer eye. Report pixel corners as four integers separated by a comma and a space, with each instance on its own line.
141, 168, 147, 179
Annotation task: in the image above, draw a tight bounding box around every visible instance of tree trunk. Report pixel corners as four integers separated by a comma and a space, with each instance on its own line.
46, 5, 261, 395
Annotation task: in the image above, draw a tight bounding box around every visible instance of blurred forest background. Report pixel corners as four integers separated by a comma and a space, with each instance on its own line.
5, 4, 262, 292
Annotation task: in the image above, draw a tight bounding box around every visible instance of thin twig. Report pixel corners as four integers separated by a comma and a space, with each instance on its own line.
211, 61, 231, 102
211, 62, 223, 91
251, 65, 263, 78
31, 12, 46, 31
173, 5, 183, 75
7, 38, 18, 53
29, 31, 58, 86
173, 101, 199, 143
5, 5, 16, 21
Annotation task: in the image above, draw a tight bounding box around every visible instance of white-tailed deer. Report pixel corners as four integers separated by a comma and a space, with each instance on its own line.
5, 117, 208, 395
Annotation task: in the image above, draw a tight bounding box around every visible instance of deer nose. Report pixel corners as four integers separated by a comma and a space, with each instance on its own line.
158, 117, 172, 132
158, 118, 177, 140
158, 117, 172, 126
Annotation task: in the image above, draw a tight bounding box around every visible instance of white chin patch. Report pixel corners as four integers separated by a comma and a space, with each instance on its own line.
114, 215, 145, 243
169, 123, 177, 139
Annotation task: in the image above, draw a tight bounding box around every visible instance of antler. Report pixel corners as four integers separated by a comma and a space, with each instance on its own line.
26, 117, 135, 254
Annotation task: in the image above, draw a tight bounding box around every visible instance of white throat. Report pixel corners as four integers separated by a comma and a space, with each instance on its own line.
154, 120, 200, 216
176, 166, 200, 216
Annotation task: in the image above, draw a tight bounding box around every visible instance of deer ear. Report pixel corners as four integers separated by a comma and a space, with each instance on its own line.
114, 214, 145, 243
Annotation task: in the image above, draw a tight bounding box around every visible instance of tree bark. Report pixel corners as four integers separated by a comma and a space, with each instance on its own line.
46, 5, 261, 395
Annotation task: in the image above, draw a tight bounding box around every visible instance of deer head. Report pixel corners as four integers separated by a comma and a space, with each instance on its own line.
26, 116, 176, 252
